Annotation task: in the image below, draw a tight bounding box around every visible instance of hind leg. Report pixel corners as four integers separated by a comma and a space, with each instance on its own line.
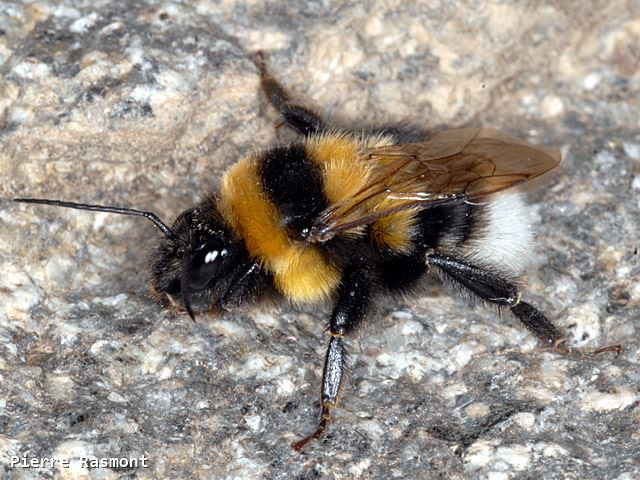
427, 252, 621, 357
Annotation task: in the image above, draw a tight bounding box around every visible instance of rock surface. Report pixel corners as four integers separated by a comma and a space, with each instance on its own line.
1, 1, 639, 479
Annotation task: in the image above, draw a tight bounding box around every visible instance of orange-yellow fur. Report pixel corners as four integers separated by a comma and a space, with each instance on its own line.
217, 133, 419, 303
218, 154, 339, 304
369, 200, 418, 254
307, 133, 418, 253
305, 133, 373, 204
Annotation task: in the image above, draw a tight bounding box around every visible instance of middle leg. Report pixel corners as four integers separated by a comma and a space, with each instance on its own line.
253, 51, 326, 137
292, 264, 372, 451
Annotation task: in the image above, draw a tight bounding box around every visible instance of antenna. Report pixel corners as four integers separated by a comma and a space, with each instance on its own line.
13, 198, 174, 239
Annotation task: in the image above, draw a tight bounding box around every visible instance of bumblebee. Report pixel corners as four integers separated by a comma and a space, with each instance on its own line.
15, 54, 620, 450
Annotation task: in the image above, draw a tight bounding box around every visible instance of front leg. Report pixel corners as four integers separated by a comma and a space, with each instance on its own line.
218, 261, 270, 311
292, 265, 372, 451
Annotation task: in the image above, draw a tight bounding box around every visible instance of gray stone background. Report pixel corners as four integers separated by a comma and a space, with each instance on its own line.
1, 1, 639, 479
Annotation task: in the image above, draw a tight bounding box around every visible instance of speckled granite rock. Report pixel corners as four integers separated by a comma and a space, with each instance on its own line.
1, 1, 639, 479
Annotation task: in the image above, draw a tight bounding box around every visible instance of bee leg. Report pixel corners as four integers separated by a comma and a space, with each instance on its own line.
427, 252, 621, 356
292, 266, 371, 451
218, 261, 269, 311
253, 51, 325, 136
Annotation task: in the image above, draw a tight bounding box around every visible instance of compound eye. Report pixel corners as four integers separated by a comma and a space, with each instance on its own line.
184, 245, 228, 291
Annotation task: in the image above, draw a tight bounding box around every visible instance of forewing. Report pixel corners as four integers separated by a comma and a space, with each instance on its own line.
306, 128, 561, 243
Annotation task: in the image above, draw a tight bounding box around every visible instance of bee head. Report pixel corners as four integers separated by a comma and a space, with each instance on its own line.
151, 198, 243, 321
14, 196, 242, 322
